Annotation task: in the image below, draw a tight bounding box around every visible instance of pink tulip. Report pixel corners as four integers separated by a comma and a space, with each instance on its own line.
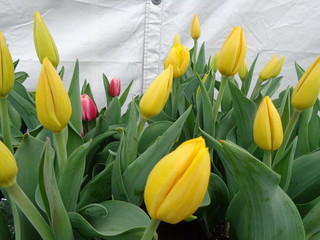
81, 94, 97, 121
109, 78, 121, 97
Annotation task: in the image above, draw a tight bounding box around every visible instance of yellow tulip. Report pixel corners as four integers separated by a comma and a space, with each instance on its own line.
218, 26, 247, 77
271, 56, 285, 78
0, 32, 14, 97
259, 55, 279, 81
164, 43, 190, 78
140, 65, 173, 119
36, 58, 72, 132
173, 34, 180, 45
238, 60, 248, 81
0, 141, 18, 187
210, 50, 219, 73
190, 14, 201, 40
144, 137, 210, 224
33, 11, 59, 68
292, 56, 320, 111
253, 96, 283, 151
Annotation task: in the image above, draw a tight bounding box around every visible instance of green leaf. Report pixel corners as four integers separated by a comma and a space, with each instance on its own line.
287, 150, 320, 203
195, 42, 206, 73
106, 98, 121, 126
303, 199, 320, 239
102, 74, 113, 106
241, 54, 259, 96
69, 200, 150, 239
221, 140, 305, 240
260, 76, 282, 97
121, 107, 192, 205
228, 81, 257, 148
58, 141, 91, 212
39, 139, 74, 240
68, 60, 82, 134
294, 62, 305, 80
119, 80, 134, 107
0, 209, 11, 240
14, 71, 29, 83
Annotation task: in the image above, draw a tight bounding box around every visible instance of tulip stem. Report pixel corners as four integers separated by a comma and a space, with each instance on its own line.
137, 118, 147, 138
5, 182, 55, 240
193, 39, 198, 73
141, 219, 160, 240
272, 110, 300, 167
213, 75, 228, 124
250, 78, 262, 100
54, 130, 68, 172
263, 151, 272, 168
0, 97, 13, 152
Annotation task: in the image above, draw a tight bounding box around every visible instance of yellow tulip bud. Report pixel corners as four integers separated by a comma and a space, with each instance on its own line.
218, 26, 247, 77
0, 141, 18, 187
144, 137, 210, 224
253, 96, 283, 151
164, 43, 190, 78
140, 65, 173, 119
238, 60, 248, 81
173, 34, 180, 46
36, 58, 72, 132
33, 11, 59, 68
190, 14, 201, 40
271, 56, 285, 78
259, 55, 279, 81
210, 50, 219, 73
292, 56, 320, 112
0, 32, 14, 97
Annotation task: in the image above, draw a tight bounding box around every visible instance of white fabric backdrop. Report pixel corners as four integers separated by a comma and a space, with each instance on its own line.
1, 0, 320, 108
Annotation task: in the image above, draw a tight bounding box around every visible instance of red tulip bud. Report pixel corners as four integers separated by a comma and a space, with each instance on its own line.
81, 94, 97, 121
109, 78, 121, 97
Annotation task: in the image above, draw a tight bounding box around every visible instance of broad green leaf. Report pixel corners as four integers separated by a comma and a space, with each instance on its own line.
287, 150, 320, 203
276, 87, 292, 130
66, 123, 84, 156
221, 140, 305, 240
119, 80, 134, 107
295, 107, 312, 157
294, 62, 305, 80
58, 141, 91, 212
69, 200, 150, 239
138, 121, 172, 154
273, 138, 298, 191
241, 54, 259, 96
303, 199, 320, 239
121, 107, 192, 205
260, 76, 282, 97
228, 81, 257, 148
102, 74, 113, 106
39, 139, 74, 240
78, 163, 114, 209
195, 42, 206, 73
68, 60, 82, 134
0, 209, 11, 240
106, 98, 121, 126
197, 173, 230, 239
15, 71, 29, 84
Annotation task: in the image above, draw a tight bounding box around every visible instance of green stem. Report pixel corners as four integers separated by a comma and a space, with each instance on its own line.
192, 39, 198, 73
54, 130, 68, 172
5, 182, 54, 240
0, 97, 13, 152
213, 75, 228, 123
250, 78, 262, 100
137, 118, 147, 138
272, 110, 300, 167
141, 219, 160, 240
263, 151, 272, 168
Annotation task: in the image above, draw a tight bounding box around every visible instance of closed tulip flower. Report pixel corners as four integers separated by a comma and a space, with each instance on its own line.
33, 11, 59, 68
36, 57, 72, 132
144, 137, 210, 224
0, 32, 14, 97
190, 14, 201, 40
292, 56, 320, 112
81, 94, 97, 121
253, 96, 283, 151
271, 56, 285, 78
259, 55, 279, 81
0, 141, 18, 188
109, 78, 121, 97
218, 26, 247, 77
140, 65, 173, 119
164, 43, 190, 78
